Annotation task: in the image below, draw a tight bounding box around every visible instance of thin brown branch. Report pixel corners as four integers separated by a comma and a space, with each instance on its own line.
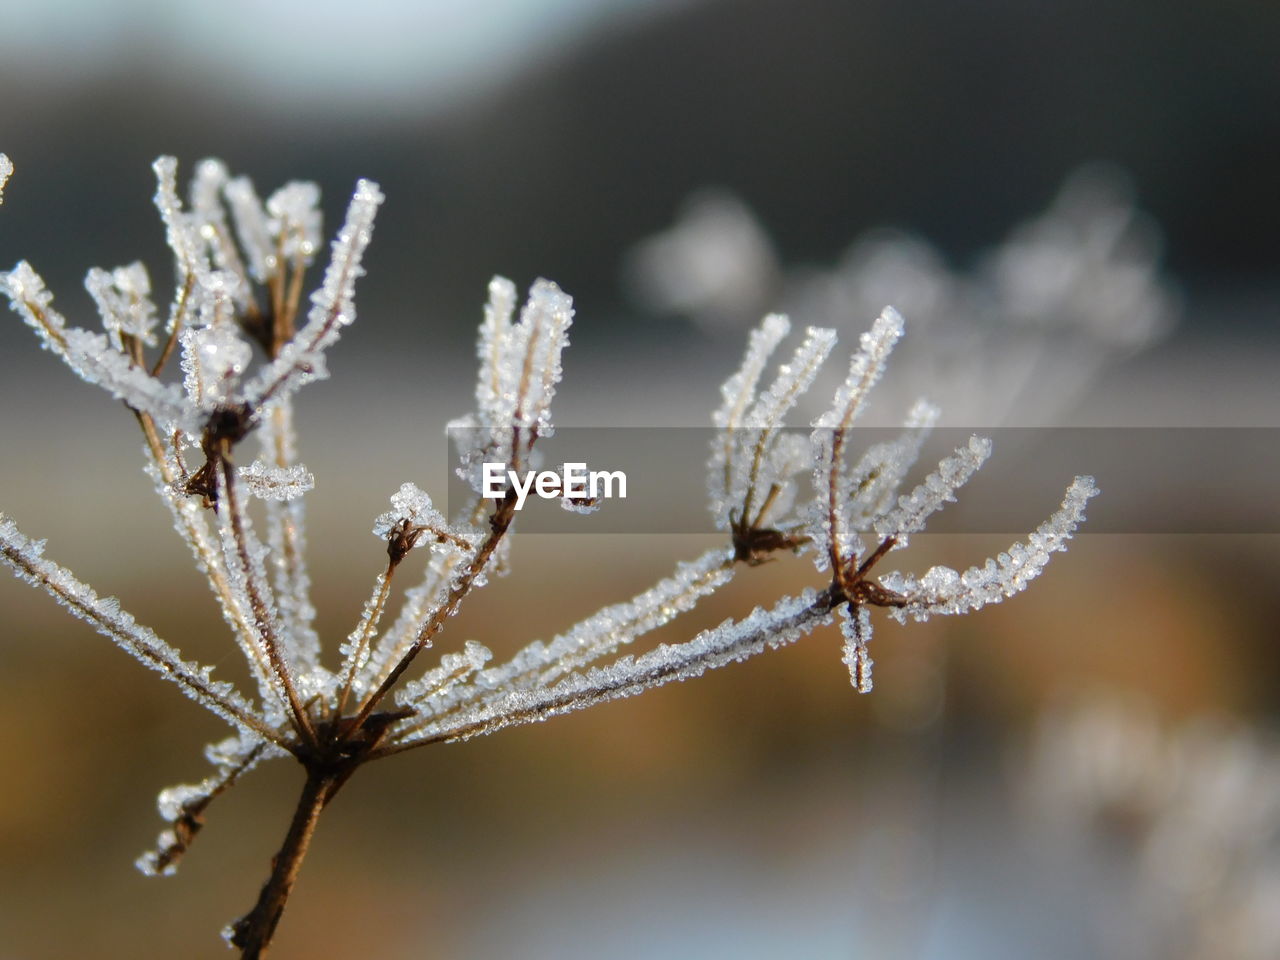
220, 459, 317, 747
374, 587, 841, 757
0, 537, 288, 748
333, 559, 398, 718
229, 769, 335, 959
150, 273, 194, 377
145, 743, 267, 876
344, 495, 516, 737
281, 246, 308, 342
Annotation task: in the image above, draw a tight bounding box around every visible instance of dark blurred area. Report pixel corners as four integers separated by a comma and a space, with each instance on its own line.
1, 0, 1277, 343
1, 1, 1278, 958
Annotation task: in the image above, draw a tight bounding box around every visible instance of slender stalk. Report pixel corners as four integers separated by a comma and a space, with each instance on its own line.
345, 497, 515, 735
334, 561, 397, 717
230, 769, 335, 959
221, 459, 317, 747
150, 273, 193, 377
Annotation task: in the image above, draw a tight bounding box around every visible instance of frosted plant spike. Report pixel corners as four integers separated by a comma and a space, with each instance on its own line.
2, 262, 188, 427
0, 513, 282, 745
506, 279, 575, 459
212, 464, 310, 738
256, 402, 324, 682
370, 482, 481, 555
730, 325, 838, 528
153, 156, 212, 334
400, 545, 738, 735
143, 445, 284, 718
475, 275, 519, 423
838, 604, 874, 693
873, 434, 992, 540
814, 306, 905, 436
880, 476, 1099, 623
85, 262, 159, 350
137, 734, 274, 877
809, 306, 905, 571
242, 178, 385, 409
0, 152, 11, 203
239, 459, 314, 501
844, 397, 940, 531
713, 313, 791, 430
351, 483, 485, 698
223, 175, 275, 284
392, 587, 838, 749
453, 278, 574, 493
709, 314, 791, 517
266, 181, 323, 268
393, 640, 493, 713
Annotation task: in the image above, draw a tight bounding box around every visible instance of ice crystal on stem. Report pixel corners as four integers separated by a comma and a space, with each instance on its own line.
0, 154, 1095, 957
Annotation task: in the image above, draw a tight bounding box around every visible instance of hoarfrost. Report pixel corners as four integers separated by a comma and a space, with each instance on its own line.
0, 513, 273, 741
883, 476, 1098, 623
266, 181, 322, 263
839, 604, 874, 693
85, 262, 158, 349
242, 177, 384, 408
2, 262, 187, 426
239, 460, 314, 501
223, 175, 275, 282
874, 434, 992, 539
0, 153, 1101, 919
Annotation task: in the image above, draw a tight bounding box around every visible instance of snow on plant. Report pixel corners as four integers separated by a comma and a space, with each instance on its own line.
0, 153, 1095, 957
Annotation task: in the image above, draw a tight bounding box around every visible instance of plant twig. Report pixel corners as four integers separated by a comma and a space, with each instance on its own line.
229, 769, 335, 959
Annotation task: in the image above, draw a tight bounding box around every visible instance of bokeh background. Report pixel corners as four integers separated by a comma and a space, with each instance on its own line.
1, 1, 1278, 957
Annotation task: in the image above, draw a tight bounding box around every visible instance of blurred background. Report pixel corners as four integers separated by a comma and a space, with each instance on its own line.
0, 0, 1278, 957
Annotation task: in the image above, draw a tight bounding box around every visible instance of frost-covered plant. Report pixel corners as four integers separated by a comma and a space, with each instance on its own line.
1025, 694, 1280, 960
0, 153, 1095, 957
628, 168, 1179, 424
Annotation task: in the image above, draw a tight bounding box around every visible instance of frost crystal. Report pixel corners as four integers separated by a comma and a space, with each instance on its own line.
839, 604, 874, 693
455, 277, 575, 491
2, 261, 187, 426
0, 153, 11, 203
707, 314, 836, 534
242, 178, 384, 408
808, 306, 905, 570
85, 262, 159, 349
266, 182, 322, 263
0, 513, 274, 741
882, 476, 1098, 623
239, 460, 314, 501
399, 589, 835, 746
874, 434, 992, 539
224, 176, 275, 282
370, 482, 478, 552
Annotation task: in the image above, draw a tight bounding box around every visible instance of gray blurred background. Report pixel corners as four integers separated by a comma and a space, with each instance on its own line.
1, 1, 1278, 958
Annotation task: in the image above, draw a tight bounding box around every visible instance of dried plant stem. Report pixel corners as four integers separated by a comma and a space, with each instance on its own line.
221, 460, 316, 747
230, 769, 335, 959
346, 495, 516, 735
150, 273, 192, 376
334, 559, 397, 716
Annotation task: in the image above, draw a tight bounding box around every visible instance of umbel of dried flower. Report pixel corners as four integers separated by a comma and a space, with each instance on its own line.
0, 153, 1095, 955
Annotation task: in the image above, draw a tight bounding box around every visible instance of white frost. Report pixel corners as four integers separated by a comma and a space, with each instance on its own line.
239, 459, 314, 501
